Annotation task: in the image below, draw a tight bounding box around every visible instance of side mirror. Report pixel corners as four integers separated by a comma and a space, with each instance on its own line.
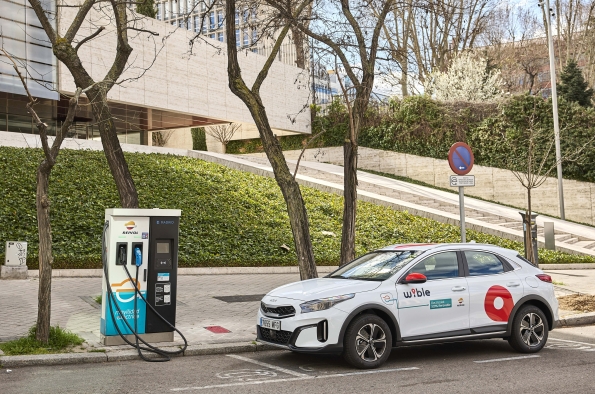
402, 273, 427, 284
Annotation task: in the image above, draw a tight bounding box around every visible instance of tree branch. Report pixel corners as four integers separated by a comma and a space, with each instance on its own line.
75, 26, 106, 52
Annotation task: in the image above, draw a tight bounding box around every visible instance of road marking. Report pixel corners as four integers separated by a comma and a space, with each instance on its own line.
549, 338, 595, 347
474, 355, 540, 363
226, 354, 309, 377
170, 367, 419, 391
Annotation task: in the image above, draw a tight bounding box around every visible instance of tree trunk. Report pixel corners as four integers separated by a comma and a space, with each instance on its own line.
35, 162, 53, 343
401, 61, 409, 97
526, 187, 535, 265
251, 102, 317, 280
340, 140, 358, 265
292, 26, 306, 69
87, 88, 139, 208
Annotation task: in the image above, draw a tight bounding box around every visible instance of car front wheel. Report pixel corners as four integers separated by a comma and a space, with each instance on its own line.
343, 314, 392, 369
508, 305, 549, 353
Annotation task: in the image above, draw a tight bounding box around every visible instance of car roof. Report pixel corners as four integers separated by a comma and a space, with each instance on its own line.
378, 243, 516, 256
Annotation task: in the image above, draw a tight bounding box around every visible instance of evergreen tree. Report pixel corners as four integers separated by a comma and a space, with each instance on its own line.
136, 0, 156, 18
557, 59, 594, 107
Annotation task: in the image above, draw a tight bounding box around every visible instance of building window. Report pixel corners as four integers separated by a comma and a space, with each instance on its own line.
186, 0, 193, 13
235, 11, 239, 25
243, 29, 249, 46
252, 28, 257, 43
202, 15, 207, 33
156, 3, 162, 20
218, 32, 224, 42
194, 16, 200, 32
235, 29, 240, 46
243, 9, 249, 23
200, 1, 205, 11
209, 33, 216, 39
209, 11, 215, 30
179, 19, 184, 28
165, 1, 171, 19
217, 10, 224, 28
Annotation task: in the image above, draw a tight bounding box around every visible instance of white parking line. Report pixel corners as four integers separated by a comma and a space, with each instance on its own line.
170, 367, 420, 391
549, 338, 595, 347
226, 354, 309, 377
474, 355, 540, 363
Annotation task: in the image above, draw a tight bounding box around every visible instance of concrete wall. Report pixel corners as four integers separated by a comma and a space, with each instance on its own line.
57, 4, 310, 135
264, 147, 595, 226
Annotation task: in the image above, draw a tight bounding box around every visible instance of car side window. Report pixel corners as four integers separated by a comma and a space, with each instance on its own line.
407, 252, 459, 281
465, 251, 504, 276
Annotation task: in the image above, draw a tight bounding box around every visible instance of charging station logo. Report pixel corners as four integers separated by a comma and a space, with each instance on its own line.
123, 221, 138, 235
111, 278, 142, 303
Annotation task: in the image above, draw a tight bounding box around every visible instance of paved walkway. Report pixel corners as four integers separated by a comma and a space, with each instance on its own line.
0, 271, 593, 350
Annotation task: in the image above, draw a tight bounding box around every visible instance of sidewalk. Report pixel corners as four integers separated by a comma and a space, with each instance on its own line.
1, 271, 593, 348
0, 274, 300, 346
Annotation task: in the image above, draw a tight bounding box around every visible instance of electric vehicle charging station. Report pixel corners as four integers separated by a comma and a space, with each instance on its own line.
100, 208, 185, 352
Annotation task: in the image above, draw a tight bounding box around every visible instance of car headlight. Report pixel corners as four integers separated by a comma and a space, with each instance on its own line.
299, 294, 355, 313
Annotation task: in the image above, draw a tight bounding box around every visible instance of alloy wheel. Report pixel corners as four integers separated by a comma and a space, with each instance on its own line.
355, 323, 387, 362
519, 312, 545, 347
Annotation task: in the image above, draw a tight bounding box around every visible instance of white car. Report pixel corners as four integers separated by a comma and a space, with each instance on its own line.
257, 243, 559, 369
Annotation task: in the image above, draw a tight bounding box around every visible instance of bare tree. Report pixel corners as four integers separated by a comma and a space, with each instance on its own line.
266, 0, 395, 265
205, 122, 241, 153
1, 47, 86, 343
152, 130, 174, 147
28, 0, 162, 208
380, 0, 497, 96
224, 0, 318, 279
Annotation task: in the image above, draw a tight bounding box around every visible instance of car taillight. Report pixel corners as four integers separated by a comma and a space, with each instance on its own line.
536, 274, 552, 283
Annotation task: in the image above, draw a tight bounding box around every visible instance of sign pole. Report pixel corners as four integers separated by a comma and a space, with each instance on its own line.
459, 186, 466, 243
448, 142, 474, 244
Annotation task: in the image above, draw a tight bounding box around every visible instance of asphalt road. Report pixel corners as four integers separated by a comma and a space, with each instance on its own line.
3, 326, 595, 394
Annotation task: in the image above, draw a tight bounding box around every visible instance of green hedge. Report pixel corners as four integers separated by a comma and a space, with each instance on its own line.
190, 127, 207, 151
0, 146, 591, 268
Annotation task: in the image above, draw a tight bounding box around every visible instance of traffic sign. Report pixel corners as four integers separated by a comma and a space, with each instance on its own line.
450, 175, 475, 187
448, 142, 474, 175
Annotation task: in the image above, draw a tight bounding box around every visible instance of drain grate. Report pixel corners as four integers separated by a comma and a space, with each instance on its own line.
213, 294, 265, 303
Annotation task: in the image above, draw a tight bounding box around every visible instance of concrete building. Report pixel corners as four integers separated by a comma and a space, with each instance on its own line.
0, 0, 311, 151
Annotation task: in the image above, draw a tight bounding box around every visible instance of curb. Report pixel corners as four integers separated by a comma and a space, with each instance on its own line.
0, 341, 280, 368
541, 264, 595, 270
25, 266, 340, 278
558, 311, 595, 327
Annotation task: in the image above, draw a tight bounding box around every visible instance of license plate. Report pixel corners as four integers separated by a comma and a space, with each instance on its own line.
261, 318, 281, 331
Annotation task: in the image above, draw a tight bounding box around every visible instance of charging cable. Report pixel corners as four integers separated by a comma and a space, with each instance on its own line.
102, 221, 188, 362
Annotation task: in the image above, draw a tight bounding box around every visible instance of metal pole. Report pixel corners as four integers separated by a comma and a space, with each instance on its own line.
459, 186, 466, 243
544, 0, 565, 220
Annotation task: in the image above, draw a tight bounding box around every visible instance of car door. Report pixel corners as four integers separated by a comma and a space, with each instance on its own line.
396, 251, 470, 339
463, 250, 524, 331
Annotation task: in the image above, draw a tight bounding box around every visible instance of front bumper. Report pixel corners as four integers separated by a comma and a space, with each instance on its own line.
256, 296, 348, 353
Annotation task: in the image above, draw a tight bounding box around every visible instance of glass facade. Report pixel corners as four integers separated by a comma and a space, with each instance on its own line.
0, 0, 58, 101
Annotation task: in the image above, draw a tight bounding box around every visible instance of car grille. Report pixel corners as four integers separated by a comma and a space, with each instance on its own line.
260, 302, 296, 318
259, 326, 293, 345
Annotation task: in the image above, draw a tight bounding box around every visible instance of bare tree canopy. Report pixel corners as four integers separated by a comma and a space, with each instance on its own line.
205, 122, 241, 153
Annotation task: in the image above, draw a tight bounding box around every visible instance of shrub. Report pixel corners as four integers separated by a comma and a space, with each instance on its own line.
191, 127, 207, 151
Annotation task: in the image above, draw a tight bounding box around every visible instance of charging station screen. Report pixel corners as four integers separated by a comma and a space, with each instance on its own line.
157, 242, 169, 254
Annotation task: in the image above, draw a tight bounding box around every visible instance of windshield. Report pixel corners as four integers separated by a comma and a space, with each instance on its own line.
329, 251, 423, 281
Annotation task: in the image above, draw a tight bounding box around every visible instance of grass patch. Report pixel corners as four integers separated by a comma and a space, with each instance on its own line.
553, 280, 566, 286
94, 295, 102, 305
0, 326, 84, 356
0, 147, 592, 267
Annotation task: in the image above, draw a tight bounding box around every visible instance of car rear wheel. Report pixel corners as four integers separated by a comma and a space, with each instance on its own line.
343, 314, 392, 369
508, 305, 549, 353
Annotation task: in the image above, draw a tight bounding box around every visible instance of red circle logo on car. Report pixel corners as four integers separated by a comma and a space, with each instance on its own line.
484, 285, 514, 322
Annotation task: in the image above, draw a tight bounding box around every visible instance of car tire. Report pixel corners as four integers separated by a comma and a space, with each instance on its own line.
343, 314, 392, 369
508, 304, 549, 353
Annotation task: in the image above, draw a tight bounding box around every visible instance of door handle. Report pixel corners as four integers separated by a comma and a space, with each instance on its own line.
506, 282, 521, 287
452, 286, 466, 292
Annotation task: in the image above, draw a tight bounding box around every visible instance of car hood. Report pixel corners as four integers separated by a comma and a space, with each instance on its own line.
266, 278, 381, 301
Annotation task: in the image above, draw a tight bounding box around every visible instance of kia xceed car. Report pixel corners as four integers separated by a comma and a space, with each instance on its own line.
257, 243, 558, 369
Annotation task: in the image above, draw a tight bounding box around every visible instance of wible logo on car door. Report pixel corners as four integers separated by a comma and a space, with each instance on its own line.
403, 288, 430, 298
